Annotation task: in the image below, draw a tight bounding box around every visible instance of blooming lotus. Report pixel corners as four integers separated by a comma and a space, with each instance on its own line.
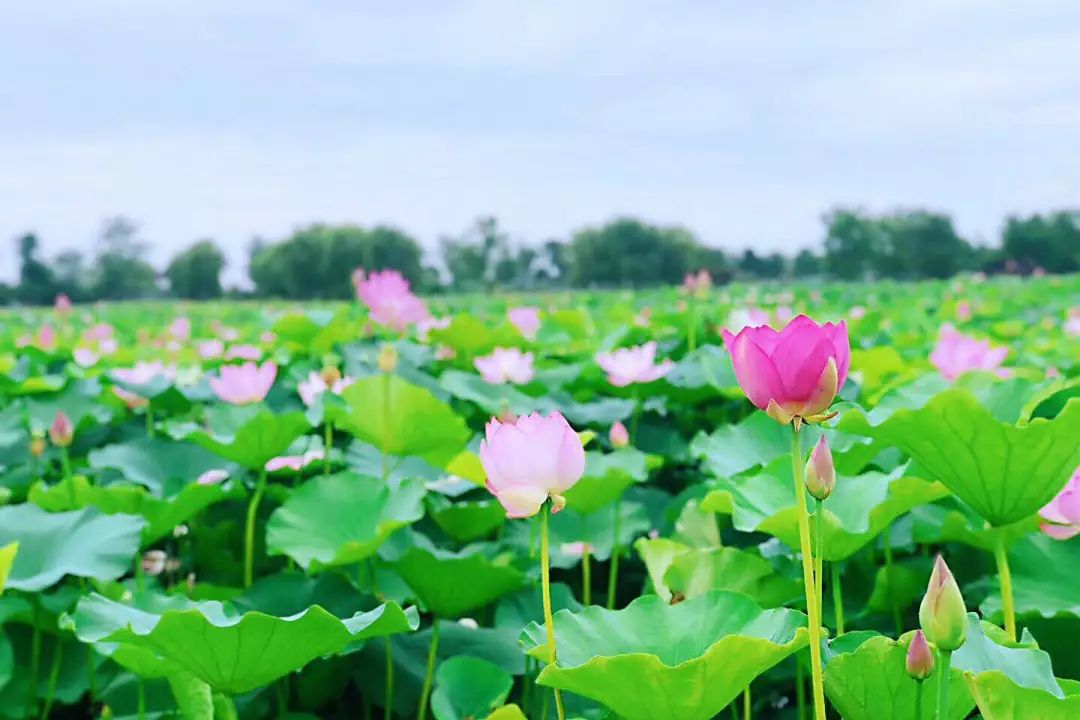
199, 339, 225, 359
73, 348, 99, 367
1039, 466, 1080, 540
722, 315, 850, 426
481, 411, 586, 518
595, 341, 674, 387
297, 370, 355, 406
208, 361, 277, 405
475, 348, 535, 385
681, 269, 712, 295
265, 449, 324, 473
354, 268, 429, 333
54, 293, 72, 314
929, 324, 1007, 381
508, 306, 541, 340
225, 344, 262, 361
112, 361, 177, 408
169, 317, 191, 341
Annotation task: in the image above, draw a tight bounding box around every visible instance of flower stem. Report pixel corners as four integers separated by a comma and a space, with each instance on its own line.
795, 658, 806, 720
791, 428, 826, 720
813, 498, 824, 632
607, 498, 621, 609
384, 638, 394, 720
324, 420, 333, 477
40, 638, 63, 720
417, 620, 440, 720
27, 599, 41, 717
582, 544, 592, 606
145, 406, 155, 438
937, 650, 952, 720
993, 534, 1016, 642
883, 520, 902, 636
243, 468, 267, 588
914, 679, 923, 720
541, 504, 566, 720
743, 684, 751, 720
831, 561, 845, 635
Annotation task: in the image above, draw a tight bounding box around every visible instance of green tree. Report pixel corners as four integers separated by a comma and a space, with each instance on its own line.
822, 209, 884, 281
90, 217, 159, 300
1001, 211, 1080, 273
53, 250, 89, 302
569, 217, 698, 287
15, 233, 58, 305
881, 211, 973, 279
166, 240, 226, 299
793, 249, 822, 276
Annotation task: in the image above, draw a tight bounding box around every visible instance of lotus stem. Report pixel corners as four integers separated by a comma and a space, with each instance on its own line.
993, 535, 1016, 642
688, 299, 698, 352
743, 684, 751, 719
138, 678, 146, 719
60, 448, 74, 505
883, 520, 901, 635
831, 561, 845, 635
936, 650, 952, 720
384, 638, 395, 720
243, 468, 267, 588
27, 599, 41, 717
417, 620, 440, 720
541, 503, 567, 720
145, 406, 155, 438
582, 543, 592, 606
607, 498, 621, 609
790, 428, 827, 720
814, 498, 824, 632
914, 679, 923, 720
39, 639, 63, 720
324, 420, 333, 477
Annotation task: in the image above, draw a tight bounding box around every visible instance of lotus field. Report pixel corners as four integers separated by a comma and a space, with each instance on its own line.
1, 271, 1079, 720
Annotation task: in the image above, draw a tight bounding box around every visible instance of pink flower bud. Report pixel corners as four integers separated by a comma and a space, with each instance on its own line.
49, 410, 73, 448
919, 555, 968, 652
805, 435, 835, 500
906, 630, 935, 680
609, 421, 630, 449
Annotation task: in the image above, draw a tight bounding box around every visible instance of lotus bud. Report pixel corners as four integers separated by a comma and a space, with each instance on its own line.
141, 550, 168, 576
377, 344, 398, 373
805, 435, 835, 500
49, 411, 73, 448
30, 433, 46, 458
906, 630, 935, 680
320, 365, 342, 387
610, 421, 630, 449
918, 555, 968, 652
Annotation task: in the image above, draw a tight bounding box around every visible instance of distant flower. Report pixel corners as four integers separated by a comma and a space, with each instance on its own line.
73, 348, 99, 367
54, 294, 72, 314
725, 307, 771, 334
929, 325, 1007, 381
260, 331, 276, 344
775, 306, 794, 324
681, 269, 712, 295
297, 370, 355, 406
49, 410, 74, 447
849, 306, 867, 320
609, 421, 629, 449
211, 322, 239, 341
595, 341, 673, 387
226, 344, 262, 361
560, 541, 594, 557
1040, 466, 1080, 540
169, 317, 191, 342
198, 339, 225, 359
955, 301, 972, 322
196, 469, 230, 486
475, 348, 535, 385
434, 346, 456, 361
508, 307, 541, 340
112, 361, 177, 408
354, 268, 429, 332
265, 449, 324, 473
37, 324, 57, 352
208, 361, 277, 405
417, 316, 451, 341
1066, 309, 1080, 337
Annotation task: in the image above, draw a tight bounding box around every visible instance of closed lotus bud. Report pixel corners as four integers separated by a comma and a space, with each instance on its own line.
30, 433, 46, 458
377, 344, 398, 373
141, 550, 168, 577
805, 435, 835, 500
610, 421, 630, 449
320, 365, 342, 387
919, 555, 968, 652
49, 411, 74, 448
906, 630, 935, 680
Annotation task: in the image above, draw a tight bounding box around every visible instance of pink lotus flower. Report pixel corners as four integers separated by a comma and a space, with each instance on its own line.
722, 315, 850, 425
73, 348, 99, 367
725, 307, 771, 334
595, 341, 674, 387
682, 269, 712, 295
417, 316, 451, 342
1066, 309, 1080, 337
226, 344, 262, 361
196, 468, 230, 486
480, 411, 586, 518
198, 339, 224, 359
169, 317, 191, 342
929, 325, 1008, 381
354, 269, 429, 333
508, 306, 541, 340
54, 294, 72, 314
49, 410, 73, 447
609, 421, 629, 449
1040, 466, 1080, 540
475, 348, 535, 385
112, 361, 177, 408
208, 361, 277, 405
297, 370, 355, 406
37, 324, 57, 352
265, 449, 324, 473
956, 301, 972, 322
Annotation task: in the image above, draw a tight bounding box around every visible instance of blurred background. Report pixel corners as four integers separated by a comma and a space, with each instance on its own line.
1, 1, 1078, 303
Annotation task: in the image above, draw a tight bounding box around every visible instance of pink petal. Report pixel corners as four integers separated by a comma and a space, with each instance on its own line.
728, 331, 785, 409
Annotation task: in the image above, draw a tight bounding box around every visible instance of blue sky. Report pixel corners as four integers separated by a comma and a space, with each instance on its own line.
2, 1, 1079, 285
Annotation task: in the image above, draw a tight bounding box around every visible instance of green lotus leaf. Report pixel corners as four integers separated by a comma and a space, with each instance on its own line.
0, 504, 145, 591
520, 591, 808, 720
635, 537, 690, 603
88, 437, 229, 496
864, 556, 932, 617
430, 656, 513, 720
981, 533, 1080, 621
339, 375, 471, 467
562, 448, 656, 515
185, 409, 310, 469
485, 706, 528, 720
823, 634, 974, 719
427, 495, 506, 544
952, 614, 1062, 698
837, 389, 1080, 526
266, 472, 426, 571
965, 670, 1080, 719
388, 537, 525, 617
65, 592, 418, 695
437, 370, 553, 417
702, 458, 948, 560
909, 503, 1038, 552
495, 583, 582, 632
662, 545, 801, 608
0, 542, 16, 594
505, 501, 650, 568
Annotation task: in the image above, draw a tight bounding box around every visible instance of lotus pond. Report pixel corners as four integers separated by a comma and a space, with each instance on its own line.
0, 272, 1078, 720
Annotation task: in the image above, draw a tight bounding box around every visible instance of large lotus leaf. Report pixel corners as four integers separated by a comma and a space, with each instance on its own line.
339, 375, 470, 468
909, 502, 1038, 552
966, 671, 1080, 719
837, 389, 1080, 526
691, 413, 820, 479
25, 379, 113, 433
0, 543, 16, 594
635, 537, 690, 603
427, 495, 506, 543
28, 475, 241, 545
185, 410, 310, 469
485, 706, 528, 720
662, 546, 801, 608
66, 592, 419, 695
388, 539, 525, 617
981, 533, 1079, 621
0, 504, 144, 591
88, 437, 229, 496
494, 583, 582, 632
823, 634, 974, 719
702, 458, 948, 560
266, 472, 426, 571
520, 591, 808, 720
952, 614, 1063, 698
505, 501, 650, 568
430, 656, 513, 720
437, 370, 553, 417
562, 448, 656, 515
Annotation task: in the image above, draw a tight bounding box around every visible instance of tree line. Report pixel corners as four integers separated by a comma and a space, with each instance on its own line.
3, 208, 1078, 304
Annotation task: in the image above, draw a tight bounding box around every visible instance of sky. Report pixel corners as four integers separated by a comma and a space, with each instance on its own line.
2, 1, 1079, 286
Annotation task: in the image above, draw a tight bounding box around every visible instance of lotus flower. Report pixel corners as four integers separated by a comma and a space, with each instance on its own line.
169, 317, 191, 341
196, 469, 230, 486
905, 630, 935, 680
208, 361, 277, 405
1066, 309, 1080, 337
354, 268, 429, 333
722, 315, 850, 425
73, 348, 99, 367
112, 361, 177, 408
265, 449, 324, 473
929, 325, 1007, 381
682, 269, 712, 295
199, 339, 224, 359
1040, 466, 1080, 540
480, 411, 586, 518
724, 307, 771, 334
54, 293, 72, 314
918, 555, 967, 652
225, 344, 262, 361
508, 306, 541, 340
49, 410, 73, 447
297, 370, 355, 406
595, 341, 674, 387
475, 348, 535, 385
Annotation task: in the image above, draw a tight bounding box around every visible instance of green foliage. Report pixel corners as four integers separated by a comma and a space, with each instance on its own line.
166, 239, 226, 299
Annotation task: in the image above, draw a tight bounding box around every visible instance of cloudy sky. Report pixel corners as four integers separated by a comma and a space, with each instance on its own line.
2, 1, 1078, 285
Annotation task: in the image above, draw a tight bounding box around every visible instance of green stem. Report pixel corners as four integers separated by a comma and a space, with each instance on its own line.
795, 657, 806, 720
914, 679, 923, 720
541, 504, 566, 720
743, 684, 751, 720
417, 620, 440, 720
243, 468, 268, 588
814, 498, 824, 633
384, 638, 395, 720
27, 600, 41, 717
138, 678, 146, 719
688, 299, 698, 352
582, 544, 592, 606
883, 520, 901, 636
606, 498, 621, 609
994, 534, 1016, 642
145, 406, 155, 438
791, 428, 826, 720
275, 677, 288, 718
937, 650, 952, 720
39, 639, 63, 720
831, 561, 845, 635
60, 447, 75, 506
324, 420, 333, 477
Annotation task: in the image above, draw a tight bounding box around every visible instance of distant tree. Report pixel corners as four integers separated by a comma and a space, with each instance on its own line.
166, 240, 226, 299
793, 249, 822, 276
569, 217, 698, 287
0, 283, 13, 305
822, 209, 884, 281
15, 233, 59, 305
53, 250, 89, 302
737, 250, 785, 279
881, 211, 974, 279
1001, 211, 1080, 273
90, 217, 158, 300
